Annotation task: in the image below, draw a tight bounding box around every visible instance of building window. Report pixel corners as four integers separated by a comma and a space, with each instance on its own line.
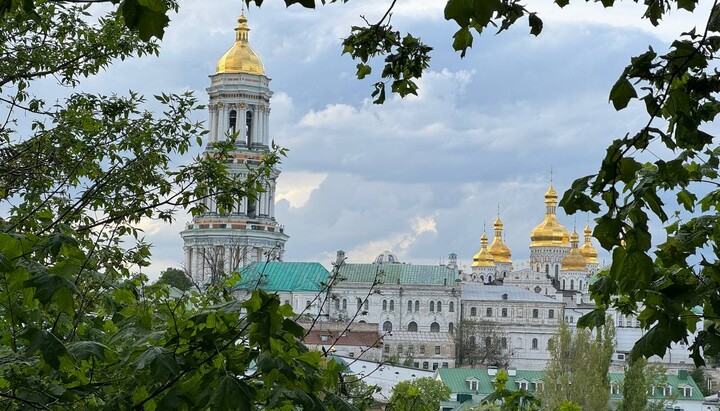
342, 299, 347, 310
419, 345, 425, 354
442, 362, 449, 368
334, 299, 340, 310
430, 322, 440, 333
532, 309, 539, 318
486, 307, 492, 317
683, 386, 692, 397
470, 336, 476, 347
485, 337, 492, 348
501, 337, 507, 349
470, 380, 478, 391
532, 338, 538, 349
430, 301, 435, 312
306, 300, 312, 308
449, 302, 455, 312
519, 381, 529, 390
407, 300, 412, 312
348, 352, 354, 358
245, 111, 253, 144
408, 345, 414, 355
548, 309, 554, 319
545, 264, 549, 275
383, 300, 388, 311
408, 321, 418, 332
357, 298, 362, 310
664, 386, 673, 397
435, 346, 441, 355
389, 300, 395, 311
502, 308, 508, 317
449, 322, 454, 334
470, 307, 477, 316
228, 110, 237, 133
415, 300, 420, 312
398, 345, 403, 354
555, 265, 559, 276
422, 362, 429, 369
610, 384, 619, 395
437, 301, 442, 312
383, 321, 392, 332
364, 300, 369, 312
384, 344, 390, 353
570, 279, 575, 290
432, 363, 438, 370
502, 293, 508, 300
414, 362, 419, 368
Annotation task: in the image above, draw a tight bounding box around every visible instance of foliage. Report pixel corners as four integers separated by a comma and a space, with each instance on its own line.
386, 377, 451, 411
555, 401, 581, 411
645, 362, 676, 411
541, 321, 615, 411
339, 374, 380, 411
617, 357, 647, 411
689, 367, 711, 396
157, 267, 193, 291
480, 370, 541, 411
455, 319, 512, 368
0, 1, 356, 410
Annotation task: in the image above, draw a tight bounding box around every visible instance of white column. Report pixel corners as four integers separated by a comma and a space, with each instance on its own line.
264, 109, 270, 145
210, 108, 218, 142
219, 107, 227, 141
184, 246, 192, 276
251, 107, 259, 146
269, 185, 275, 218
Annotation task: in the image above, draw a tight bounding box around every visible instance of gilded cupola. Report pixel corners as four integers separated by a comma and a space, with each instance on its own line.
472, 232, 495, 267
579, 224, 599, 264
216, 13, 265, 75
530, 184, 570, 248
488, 216, 512, 263
561, 230, 587, 271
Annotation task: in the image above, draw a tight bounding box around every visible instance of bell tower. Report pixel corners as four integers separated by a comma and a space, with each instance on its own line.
181, 12, 288, 285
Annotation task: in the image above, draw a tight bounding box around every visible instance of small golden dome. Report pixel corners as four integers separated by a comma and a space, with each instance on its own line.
530, 184, 570, 248
488, 216, 512, 263
216, 13, 265, 75
472, 232, 495, 268
561, 229, 587, 271
579, 224, 599, 264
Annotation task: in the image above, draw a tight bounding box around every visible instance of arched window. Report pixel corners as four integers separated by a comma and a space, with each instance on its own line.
516, 338, 523, 349
437, 301, 442, 312
532, 309, 539, 318
357, 298, 362, 310
501, 337, 507, 349
430, 322, 440, 332
545, 264, 549, 274
383, 300, 388, 311
570, 316, 574, 323
364, 300, 369, 311
570, 279, 575, 290
549, 309, 555, 319
485, 337, 492, 348
470, 307, 477, 316
334, 299, 339, 310
228, 110, 237, 133
408, 322, 418, 332
555, 265, 559, 276
486, 307, 492, 317
562, 279, 566, 289
502, 308, 508, 317
389, 300, 395, 311
532, 338, 538, 349
407, 300, 412, 312
383, 321, 392, 332
342, 299, 347, 310
449, 302, 455, 312
449, 322, 454, 334
430, 301, 435, 312
488, 275, 493, 283
245, 110, 253, 145
415, 300, 420, 312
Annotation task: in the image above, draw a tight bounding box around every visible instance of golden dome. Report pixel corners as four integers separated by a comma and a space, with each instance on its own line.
530, 184, 570, 248
488, 216, 512, 263
561, 229, 587, 271
216, 13, 265, 75
472, 232, 495, 268
579, 224, 599, 264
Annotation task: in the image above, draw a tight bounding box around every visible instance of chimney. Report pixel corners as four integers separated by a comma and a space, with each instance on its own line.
335, 250, 346, 267
448, 253, 458, 269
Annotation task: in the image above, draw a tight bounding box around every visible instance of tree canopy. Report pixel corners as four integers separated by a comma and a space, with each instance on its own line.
386, 377, 451, 411
157, 267, 193, 291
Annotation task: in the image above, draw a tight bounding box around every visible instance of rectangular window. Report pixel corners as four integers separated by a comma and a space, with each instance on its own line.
398, 345, 403, 354
422, 362, 429, 370
432, 363, 438, 370
420, 345, 426, 354
435, 346, 441, 355
548, 309, 555, 319
470, 381, 478, 391
414, 362, 419, 368
384, 344, 390, 353
408, 345, 414, 354
684, 387, 692, 397
442, 362, 448, 368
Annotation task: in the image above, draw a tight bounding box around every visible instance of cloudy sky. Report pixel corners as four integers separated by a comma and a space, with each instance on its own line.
81, 0, 709, 279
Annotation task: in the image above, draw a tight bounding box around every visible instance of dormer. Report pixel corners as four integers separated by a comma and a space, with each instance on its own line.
516, 378, 529, 390
466, 377, 480, 391
678, 384, 693, 397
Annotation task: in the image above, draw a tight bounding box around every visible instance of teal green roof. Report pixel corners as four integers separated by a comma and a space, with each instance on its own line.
437, 369, 544, 395
609, 371, 704, 401
338, 263, 458, 286
235, 262, 329, 292
438, 368, 704, 402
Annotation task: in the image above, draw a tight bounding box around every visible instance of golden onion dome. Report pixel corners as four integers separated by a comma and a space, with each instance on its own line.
530, 184, 571, 248
472, 232, 495, 268
216, 13, 265, 75
488, 216, 512, 263
561, 229, 587, 271
579, 224, 599, 264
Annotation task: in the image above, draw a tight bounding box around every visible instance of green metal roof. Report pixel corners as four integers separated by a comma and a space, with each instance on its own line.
438, 368, 704, 402
337, 263, 458, 286
235, 262, 329, 292
437, 368, 544, 395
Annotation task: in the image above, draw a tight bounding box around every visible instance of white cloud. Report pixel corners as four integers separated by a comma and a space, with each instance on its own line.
276, 171, 328, 208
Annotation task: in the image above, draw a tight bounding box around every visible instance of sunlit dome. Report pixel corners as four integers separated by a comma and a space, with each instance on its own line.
530, 184, 570, 248
579, 224, 599, 264
488, 216, 512, 263
374, 250, 401, 264
561, 230, 587, 271
216, 13, 265, 75
472, 233, 495, 268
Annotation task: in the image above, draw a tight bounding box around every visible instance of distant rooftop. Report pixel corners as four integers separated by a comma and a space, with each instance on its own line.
337, 263, 458, 286
235, 261, 329, 292
461, 284, 563, 303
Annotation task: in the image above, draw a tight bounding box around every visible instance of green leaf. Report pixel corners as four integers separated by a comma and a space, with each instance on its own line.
577, 309, 607, 329
68, 341, 109, 362
119, 0, 169, 41
593, 216, 623, 250
677, 189, 697, 211
209, 375, 252, 411
132, 347, 181, 381
23, 328, 68, 369
528, 13, 543, 36
452, 27, 473, 56
23, 273, 78, 315
609, 77, 637, 110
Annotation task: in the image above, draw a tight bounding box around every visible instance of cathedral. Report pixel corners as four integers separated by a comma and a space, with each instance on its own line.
180, 13, 288, 285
